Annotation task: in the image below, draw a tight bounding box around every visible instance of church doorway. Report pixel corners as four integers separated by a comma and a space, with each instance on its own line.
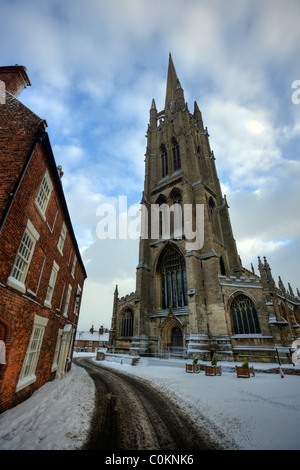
170, 326, 183, 356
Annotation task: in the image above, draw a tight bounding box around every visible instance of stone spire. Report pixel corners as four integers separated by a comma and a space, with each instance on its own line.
288, 283, 295, 297
149, 98, 157, 130
165, 53, 183, 111
258, 256, 275, 289
278, 276, 286, 292
194, 100, 204, 131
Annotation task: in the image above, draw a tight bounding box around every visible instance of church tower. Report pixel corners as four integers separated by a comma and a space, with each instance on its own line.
132, 53, 241, 357
108, 55, 299, 363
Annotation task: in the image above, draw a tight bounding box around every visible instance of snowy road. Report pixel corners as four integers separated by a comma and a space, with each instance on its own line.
0, 354, 299, 450
75, 357, 223, 451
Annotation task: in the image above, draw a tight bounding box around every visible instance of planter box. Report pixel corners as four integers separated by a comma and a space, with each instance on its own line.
185, 363, 201, 373
205, 365, 222, 376
235, 366, 255, 378
96, 351, 105, 361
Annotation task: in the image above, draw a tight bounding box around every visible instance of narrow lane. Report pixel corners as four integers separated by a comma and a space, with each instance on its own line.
74, 357, 223, 451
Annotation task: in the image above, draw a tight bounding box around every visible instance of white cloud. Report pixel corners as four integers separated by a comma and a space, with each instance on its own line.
244, 120, 265, 135
238, 238, 291, 260
1, 0, 299, 329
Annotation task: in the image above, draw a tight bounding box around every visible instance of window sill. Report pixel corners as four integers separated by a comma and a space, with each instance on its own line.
44, 299, 52, 309
7, 276, 26, 294
16, 374, 36, 392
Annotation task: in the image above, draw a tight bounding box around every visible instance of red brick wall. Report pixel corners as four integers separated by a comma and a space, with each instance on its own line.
0, 134, 86, 413
0, 93, 42, 221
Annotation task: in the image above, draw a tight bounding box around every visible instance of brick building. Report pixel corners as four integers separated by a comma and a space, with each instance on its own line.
108, 55, 300, 364
0, 65, 87, 413
74, 326, 109, 353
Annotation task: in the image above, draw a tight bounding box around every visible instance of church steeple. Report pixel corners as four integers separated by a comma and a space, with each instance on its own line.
108, 54, 299, 365
165, 53, 184, 111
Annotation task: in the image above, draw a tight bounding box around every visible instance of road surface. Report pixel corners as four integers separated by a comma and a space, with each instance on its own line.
74, 357, 223, 451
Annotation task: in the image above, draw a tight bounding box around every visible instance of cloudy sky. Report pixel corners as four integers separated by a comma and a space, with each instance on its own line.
1, 0, 300, 330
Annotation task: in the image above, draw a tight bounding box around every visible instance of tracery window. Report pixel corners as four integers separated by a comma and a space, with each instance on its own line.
161, 144, 168, 178
172, 138, 181, 171
158, 245, 187, 309
231, 294, 261, 335
120, 309, 134, 337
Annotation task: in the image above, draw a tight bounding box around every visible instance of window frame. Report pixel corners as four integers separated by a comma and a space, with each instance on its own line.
161, 144, 168, 178
120, 309, 134, 337
34, 170, 53, 221
51, 328, 63, 372
16, 315, 48, 392
73, 284, 82, 316
44, 260, 60, 308
158, 245, 188, 310
71, 255, 77, 278
57, 222, 67, 255
172, 138, 181, 171
63, 284, 72, 317
7, 219, 40, 293
230, 294, 261, 335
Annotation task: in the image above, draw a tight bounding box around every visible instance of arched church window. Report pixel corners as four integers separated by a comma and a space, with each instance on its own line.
172, 138, 181, 171
161, 144, 168, 178
231, 294, 261, 335
120, 309, 134, 337
158, 245, 188, 309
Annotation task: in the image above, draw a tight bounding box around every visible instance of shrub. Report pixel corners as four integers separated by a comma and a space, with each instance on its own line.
211, 353, 218, 366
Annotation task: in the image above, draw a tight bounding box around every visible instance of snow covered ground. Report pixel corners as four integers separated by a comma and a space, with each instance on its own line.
0, 352, 299, 450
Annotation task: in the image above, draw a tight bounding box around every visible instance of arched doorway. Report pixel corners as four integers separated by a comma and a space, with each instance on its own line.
170, 326, 183, 356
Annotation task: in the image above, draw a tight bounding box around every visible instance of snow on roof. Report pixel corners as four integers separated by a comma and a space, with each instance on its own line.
75, 330, 109, 342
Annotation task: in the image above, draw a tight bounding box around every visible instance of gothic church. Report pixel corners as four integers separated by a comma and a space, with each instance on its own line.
108, 55, 299, 364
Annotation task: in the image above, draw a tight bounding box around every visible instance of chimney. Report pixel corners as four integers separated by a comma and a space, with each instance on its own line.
57, 165, 64, 179
0, 65, 31, 98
